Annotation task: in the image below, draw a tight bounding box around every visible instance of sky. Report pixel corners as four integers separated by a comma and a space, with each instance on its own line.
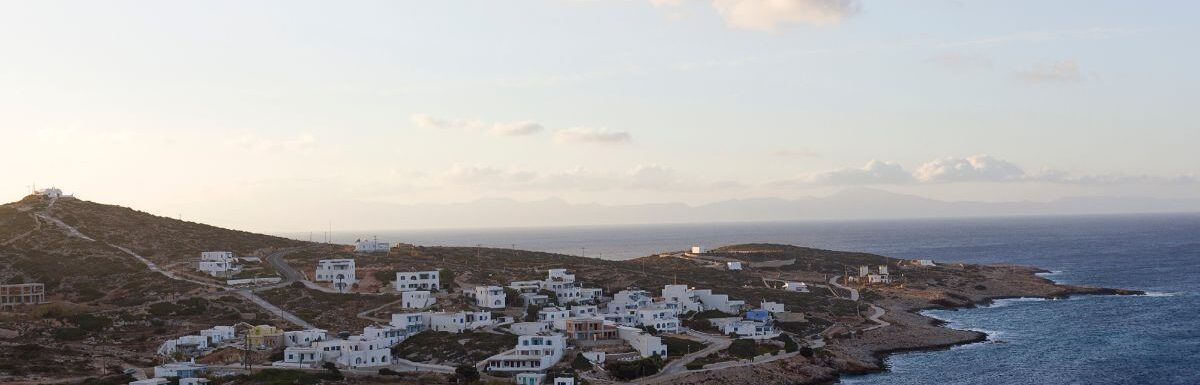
2, 0, 1198, 232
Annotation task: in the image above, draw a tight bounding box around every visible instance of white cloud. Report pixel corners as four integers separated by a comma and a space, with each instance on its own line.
410, 113, 486, 130
914, 155, 1026, 183
711, 0, 860, 32
1016, 60, 1083, 83
226, 132, 317, 152
793, 160, 914, 185
554, 127, 632, 144
490, 121, 544, 137
432, 164, 706, 191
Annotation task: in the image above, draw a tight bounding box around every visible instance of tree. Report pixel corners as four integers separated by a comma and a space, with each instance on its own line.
572, 353, 593, 371
774, 334, 799, 353
504, 287, 521, 307
525, 305, 541, 322
729, 339, 758, 359
455, 365, 480, 383
440, 269, 457, 291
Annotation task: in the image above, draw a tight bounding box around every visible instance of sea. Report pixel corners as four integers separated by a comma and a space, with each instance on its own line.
283, 213, 1200, 384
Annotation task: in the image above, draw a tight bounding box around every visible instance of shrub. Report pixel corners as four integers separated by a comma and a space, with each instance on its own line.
728, 339, 758, 359
455, 365, 480, 383
605, 356, 662, 381
572, 353, 592, 371
799, 346, 814, 358
773, 334, 799, 353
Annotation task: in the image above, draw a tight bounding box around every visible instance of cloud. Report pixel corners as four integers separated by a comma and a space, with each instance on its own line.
711, 0, 860, 31
226, 132, 317, 152
1016, 60, 1083, 83
914, 155, 1026, 183
800, 160, 914, 185
554, 127, 632, 144
489, 121, 544, 137
771, 148, 821, 158
432, 164, 707, 191
927, 52, 992, 71
411, 113, 484, 130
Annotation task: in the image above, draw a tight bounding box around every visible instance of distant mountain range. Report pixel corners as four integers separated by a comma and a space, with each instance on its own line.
310, 188, 1200, 230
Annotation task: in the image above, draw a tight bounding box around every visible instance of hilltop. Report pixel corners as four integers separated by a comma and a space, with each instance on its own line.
0, 194, 1139, 385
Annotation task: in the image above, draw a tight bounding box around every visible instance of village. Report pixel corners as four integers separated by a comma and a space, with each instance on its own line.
120, 238, 925, 385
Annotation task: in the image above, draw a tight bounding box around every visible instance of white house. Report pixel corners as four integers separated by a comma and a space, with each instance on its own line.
520, 292, 551, 307
157, 335, 210, 356
395, 270, 440, 292
760, 301, 785, 313
153, 361, 208, 378
569, 305, 598, 318
198, 251, 240, 278
284, 329, 328, 347
727, 261, 743, 271
35, 187, 63, 199
354, 238, 391, 253
390, 312, 431, 335
914, 259, 936, 266
362, 325, 406, 346
660, 285, 703, 313
429, 311, 493, 333
635, 308, 680, 333
515, 373, 546, 385
475, 286, 507, 309
332, 337, 393, 369
690, 246, 703, 254
511, 321, 552, 336
401, 291, 436, 309
617, 327, 667, 358
483, 335, 566, 373
782, 281, 809, 293
716, 319, 778, 339
581, 351, 605, 365
694, 289, 745, 314
607, 290, 653, 314
277, 346, 322, 368
315, 259, 357, 292
537, 307, 571, 323
200, 326, 235, 344
554, 378, 575, 385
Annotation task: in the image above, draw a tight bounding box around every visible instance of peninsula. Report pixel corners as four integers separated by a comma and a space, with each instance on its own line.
0, 193, 1140, 385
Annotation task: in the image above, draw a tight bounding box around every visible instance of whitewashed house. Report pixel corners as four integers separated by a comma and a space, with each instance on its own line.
515, 373, 546, 385
694, 289, 745, 314
914, 259, 936, 266
390, 312, 431, 335
200, 326, 235, 344
727, 261, 743, 271
198, 251, 240, 278
277, 346, 322, 368
617, 327, 667, 358
607, 290, 653, 314
483, 335, 566, 373
35, 187, 63, 199
475, 286, 507, 309
660, 285, 703, 313
401, 290, 435, 309
153, 361, 208, 378
284, 329, 328, 347
690, 246, 703, 254
362, 325, 406, 346
760, 301, 785, 313
511, 321, 552, 335
395, 270, 440, 292
782, 281, 809, 292
569, 305, 598, 318
429, 311, 493, 333
354, 238, 391, 253
554, 378, 575, 385
315, 259, 357, 291
332, 337, 392, 368
635, 308, 680, 333
537, 307, 571, 323
715, 319, 778, 339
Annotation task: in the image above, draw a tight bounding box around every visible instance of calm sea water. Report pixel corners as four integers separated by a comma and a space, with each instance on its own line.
282, 213, 1200, 384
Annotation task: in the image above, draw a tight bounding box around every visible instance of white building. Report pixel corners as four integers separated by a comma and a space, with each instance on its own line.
515, 373, 546, 385
554, 378, 575, 385
690, 246, 703, 254
660, 285, 703, 313
362, 325, 406, 346
331, 337, 393, 368
483, 335, 566, 373
35, 187, 63, 199
198, 251, 240, 278
715, 319, 778, 339
914, 259, 936, 266
278, 346, 322, 368
354, 238, 391, 253
200, 326, 235, 344
179, 379, 210, 385
537, 307, 571, 323
782, 281, 809, 292
694, 289, 745, 314
569, 305, 598, 318
635, 308, 680, 333
727, 261, 743, 271
581, 351, 605, 365
429, 311, 493, 333
390, 312, 430, 335
157, 335, 210, 356
607, 290, 653, 314
760, 301, 785, 313
395, 270, 440, 292
401, 291, 436, 309
130, 379, 169, 385
153, 361, 208, 378
617, 327, 667, 358
475, 286, 507, 309
315, 259, 357, 292
284, 329, 328, 347
511, 321, 552, 336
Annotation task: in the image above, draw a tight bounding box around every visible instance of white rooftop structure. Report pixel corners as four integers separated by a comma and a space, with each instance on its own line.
475, 285, 507, 309
198, 251, 240, 278
354, 238, 391, 253
483, 334, 566, 373
727, 261, 743, 271
690, 245, 703, 254
401, 290, 436, 309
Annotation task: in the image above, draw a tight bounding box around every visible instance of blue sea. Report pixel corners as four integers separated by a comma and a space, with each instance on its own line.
287, 213, 1200, 384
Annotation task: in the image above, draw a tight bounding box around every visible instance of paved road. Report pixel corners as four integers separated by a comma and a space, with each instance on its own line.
863, 304, 890, 331
829, 275, 859, 301
624, 330, 732, 385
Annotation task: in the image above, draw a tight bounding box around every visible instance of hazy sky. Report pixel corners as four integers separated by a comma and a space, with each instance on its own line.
2, 0, 1198, 231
